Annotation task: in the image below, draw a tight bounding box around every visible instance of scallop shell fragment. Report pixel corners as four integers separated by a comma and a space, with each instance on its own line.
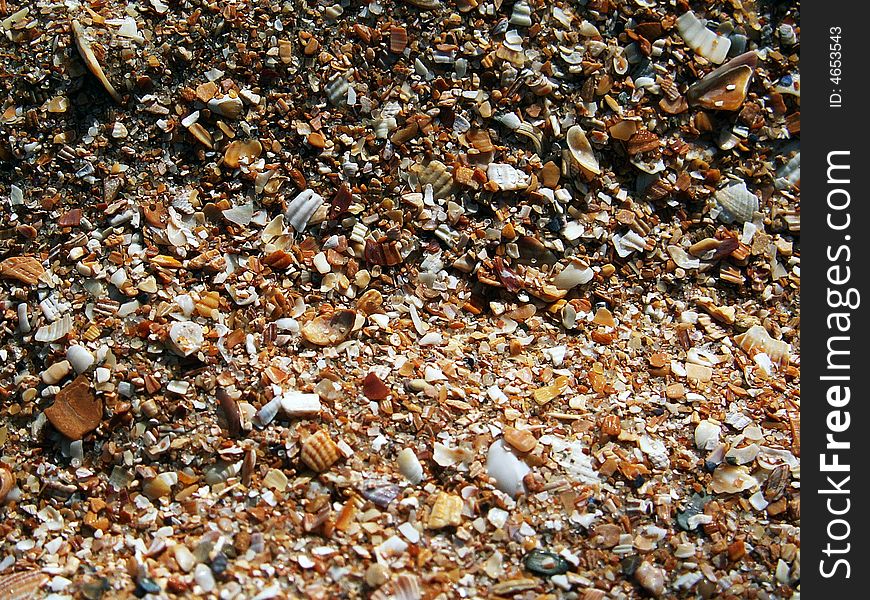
676, 11, 731, 64
0, 570, 49, 599
414, 160, 456, 199
714, 180, 759, 224
301, 309, 356, 346
0, 466, 14, 502
565, 125, 600, 175
169, 321, 204, 356
0, 256, 45, 285
301, 429, 341, 472
71, 20, 123, 103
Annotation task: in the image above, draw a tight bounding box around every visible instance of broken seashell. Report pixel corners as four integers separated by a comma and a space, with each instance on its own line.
223, 139, 262, 169
487, 163, 530, 191
710, 464, 758, 494
280, 392, 322, 418
514, 122, 545, 156
694, 420, 721, 450
634, 561, 666, 597
714, 180, 759, 224
285, 189, 324, 231
613, 231, 648, 258
427, 492, 463, 529
667, 245, 701, 270
0, 570, 49, 599
486, 440, 529, 497
301, 309, 356, 346
222, 203, 254, 226
326, 75, 350, 107
35, 313, 72, 342
688, 52, 757, 111
45, 375, 102, 440
553, 258, 594, 290
0, 256, 44, 285
415, 160, 456, 199
676, 11, 731, 64
301, 429, 341, 472
71, 20, 123, 103
734, 325, 790, 364
565, 125, 600, 175
397, 448, 424, 485
208, 96, 244, 119
169, 321, 204, 356
0, 466, 14, 502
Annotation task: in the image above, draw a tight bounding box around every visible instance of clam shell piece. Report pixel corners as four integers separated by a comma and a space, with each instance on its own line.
714, 180, 759, 224
301, 309, 356, 346
301, 429, 341, 472
326, 75, 350, 107
208, 96, 243, 119
0, 570, 50, 599
415, 160, 456, 199
223, 139, 262, 169
566, 125, 600, 175
71, 20, 123, 103
285, 189, 324, 231
676, 11, 731, 64
688, 52, 757, 111
0, 256, 44, 285
734, 325, 790, 364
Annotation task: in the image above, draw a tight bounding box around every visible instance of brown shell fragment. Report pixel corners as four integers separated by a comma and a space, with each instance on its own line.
362, 372, 390, 400
71, 20, 123, 103
390, 26, 408, 53
688, 52, 757, 111
0, 256, 45, 285
301, 309, 356, 346
364, 239, 403, 266
301, 429, 341, 473
0, 467, 13, 503
216, 388, 241, 438
0, 570, 49, 600
44, 375, 103, 440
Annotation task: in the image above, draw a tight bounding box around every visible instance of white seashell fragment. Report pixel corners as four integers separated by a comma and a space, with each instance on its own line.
35, 314, 72, 342
280, 392, 322, 418
397, 448, 424, 485
255, 395, 282, 427
667, 245, 701, 270
486, 163, 530, 191
676, 11, 731, 64
613, 231, 648, 258
725, 443, 759, 465
433, 443, 471, 468
565, 125, 600, 175
285, 189, 324, 231
694, 420, 721, 450
66, 345, 95, 373
553, 259, 594, 289
734, 325, 790, 364
486, 440, 529, 497
207, 96, 243, 119
326, 75, 350, 107
710, 465, 758, 494
169, 321, 204, 356
715, 180, 759, 224
222, 203, 254, 226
